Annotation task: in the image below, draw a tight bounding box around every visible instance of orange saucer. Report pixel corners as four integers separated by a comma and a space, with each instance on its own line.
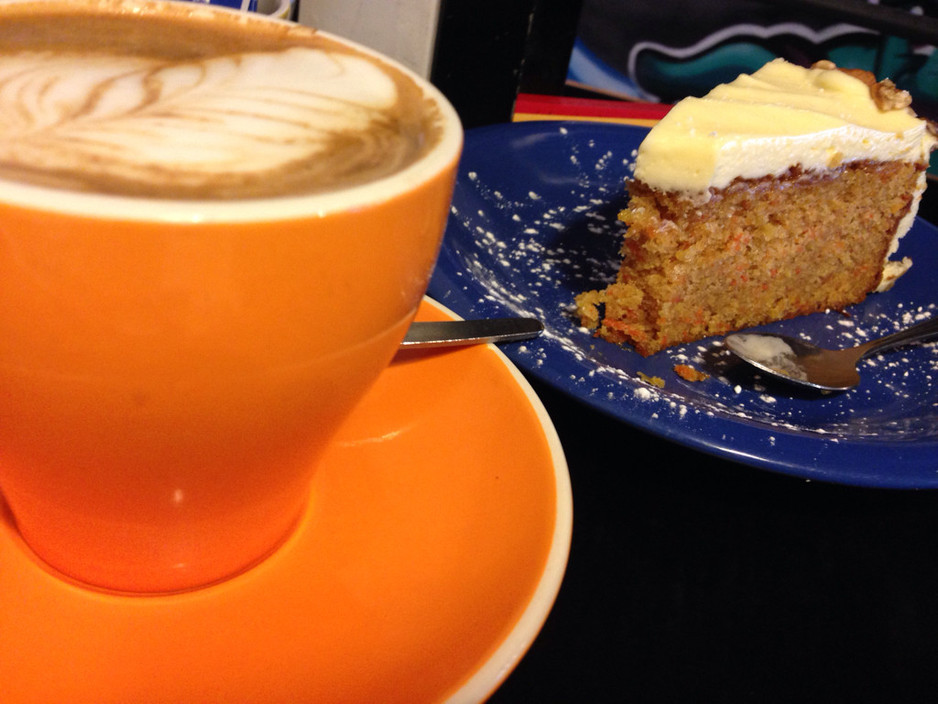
0, 298, 572, 704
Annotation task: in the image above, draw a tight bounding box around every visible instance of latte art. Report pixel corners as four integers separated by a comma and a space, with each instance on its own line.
0, 6, 439, 200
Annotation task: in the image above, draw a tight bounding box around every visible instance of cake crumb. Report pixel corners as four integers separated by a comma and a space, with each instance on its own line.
637, 371, 665, 388
673, 364, 709, 382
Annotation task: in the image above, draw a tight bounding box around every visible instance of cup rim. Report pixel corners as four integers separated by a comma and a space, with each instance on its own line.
0, 0, 463, 224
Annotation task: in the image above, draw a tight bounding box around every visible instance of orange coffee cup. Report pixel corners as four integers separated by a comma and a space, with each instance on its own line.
0, 0, 462, 593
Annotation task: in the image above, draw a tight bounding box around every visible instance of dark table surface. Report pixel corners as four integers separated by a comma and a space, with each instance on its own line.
484, 188, 938, 703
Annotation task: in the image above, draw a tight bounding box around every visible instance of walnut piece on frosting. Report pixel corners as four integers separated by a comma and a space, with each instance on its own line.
811, 60, 912, 111
871, 79, 913, 110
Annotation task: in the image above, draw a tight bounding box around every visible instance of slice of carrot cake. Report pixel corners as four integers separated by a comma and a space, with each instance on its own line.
576, 58, 937, 356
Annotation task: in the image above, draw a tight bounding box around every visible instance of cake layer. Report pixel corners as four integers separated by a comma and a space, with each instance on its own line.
576, 160, 925, 356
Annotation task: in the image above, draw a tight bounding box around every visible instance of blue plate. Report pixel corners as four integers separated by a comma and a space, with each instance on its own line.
428, 120, 938, 488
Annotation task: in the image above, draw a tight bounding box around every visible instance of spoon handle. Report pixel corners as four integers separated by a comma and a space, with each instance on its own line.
857, 315, 938, 359
401, 317, 544, 349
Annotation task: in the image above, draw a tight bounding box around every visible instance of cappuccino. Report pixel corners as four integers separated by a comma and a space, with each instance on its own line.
0, 0, 441, 199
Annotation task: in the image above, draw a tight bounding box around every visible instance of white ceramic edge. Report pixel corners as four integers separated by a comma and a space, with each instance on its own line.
422, 298, 574, 704
0, 0, 463, 224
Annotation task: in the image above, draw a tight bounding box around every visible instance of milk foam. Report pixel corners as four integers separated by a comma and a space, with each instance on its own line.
0, 46, 419, 198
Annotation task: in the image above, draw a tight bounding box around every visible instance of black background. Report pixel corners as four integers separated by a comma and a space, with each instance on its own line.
428, 2, 938, 701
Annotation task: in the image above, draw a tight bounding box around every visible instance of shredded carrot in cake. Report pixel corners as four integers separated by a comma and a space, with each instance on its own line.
575, 162, 923, 356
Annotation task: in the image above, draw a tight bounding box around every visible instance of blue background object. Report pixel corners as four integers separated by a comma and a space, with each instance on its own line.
180, 0, 257, 12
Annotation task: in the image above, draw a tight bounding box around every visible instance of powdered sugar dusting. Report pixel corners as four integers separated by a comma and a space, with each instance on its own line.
430, 122, 938, 484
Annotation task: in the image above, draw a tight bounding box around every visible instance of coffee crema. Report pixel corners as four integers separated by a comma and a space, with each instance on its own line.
0, 0, 441, 199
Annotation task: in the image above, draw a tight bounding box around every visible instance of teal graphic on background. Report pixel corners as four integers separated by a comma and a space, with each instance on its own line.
569, 0, 938, 170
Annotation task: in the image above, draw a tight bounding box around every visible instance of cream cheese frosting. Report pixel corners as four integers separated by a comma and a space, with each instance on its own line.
633, 58, 936, 198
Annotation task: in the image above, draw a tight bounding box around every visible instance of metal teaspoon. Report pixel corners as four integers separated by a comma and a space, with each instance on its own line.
401, 317, 544, 349
724, 315, 938, 391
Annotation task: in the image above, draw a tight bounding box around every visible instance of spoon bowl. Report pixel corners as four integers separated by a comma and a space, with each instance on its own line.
724, 315, 938, 391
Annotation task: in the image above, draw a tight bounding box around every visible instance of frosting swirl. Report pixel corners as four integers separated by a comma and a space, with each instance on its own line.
634, 58, 936, 199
